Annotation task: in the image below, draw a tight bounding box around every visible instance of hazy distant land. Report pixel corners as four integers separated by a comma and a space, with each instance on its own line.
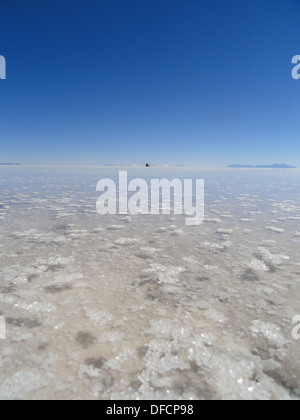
0, 163, 20, 166
228, 163, 297, 169
0, 163, 297, 169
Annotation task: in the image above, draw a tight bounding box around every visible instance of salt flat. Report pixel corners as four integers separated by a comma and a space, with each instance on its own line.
0, 166, 299, 400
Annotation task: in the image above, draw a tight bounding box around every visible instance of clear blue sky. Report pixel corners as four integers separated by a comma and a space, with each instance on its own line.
0, 0, 300, 166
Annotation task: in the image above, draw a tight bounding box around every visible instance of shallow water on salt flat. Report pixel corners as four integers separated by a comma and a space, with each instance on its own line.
0, 166, 300, 400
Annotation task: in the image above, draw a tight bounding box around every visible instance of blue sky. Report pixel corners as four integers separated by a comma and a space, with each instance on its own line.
0, 0, 300, 166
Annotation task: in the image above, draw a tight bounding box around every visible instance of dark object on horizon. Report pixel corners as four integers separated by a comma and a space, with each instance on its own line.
228, 163, 297, 169
0, 163, 20, 166
146, 163, 151, 167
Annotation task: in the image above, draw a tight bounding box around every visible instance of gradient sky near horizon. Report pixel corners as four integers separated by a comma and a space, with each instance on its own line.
0, 0, 300, 166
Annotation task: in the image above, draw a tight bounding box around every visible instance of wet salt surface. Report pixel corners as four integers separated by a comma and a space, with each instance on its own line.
0, 166, 300, 400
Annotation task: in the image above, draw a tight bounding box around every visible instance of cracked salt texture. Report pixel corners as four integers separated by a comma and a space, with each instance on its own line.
250, 321, 287, 348
143, 264, 186, 285
0, 166, 300, 400
249, 259, 269, 272
266, 226, 285, 234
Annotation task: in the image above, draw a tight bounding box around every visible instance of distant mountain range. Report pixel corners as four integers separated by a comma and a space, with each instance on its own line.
0, 163, 20, 166
228, 164, 297, 169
